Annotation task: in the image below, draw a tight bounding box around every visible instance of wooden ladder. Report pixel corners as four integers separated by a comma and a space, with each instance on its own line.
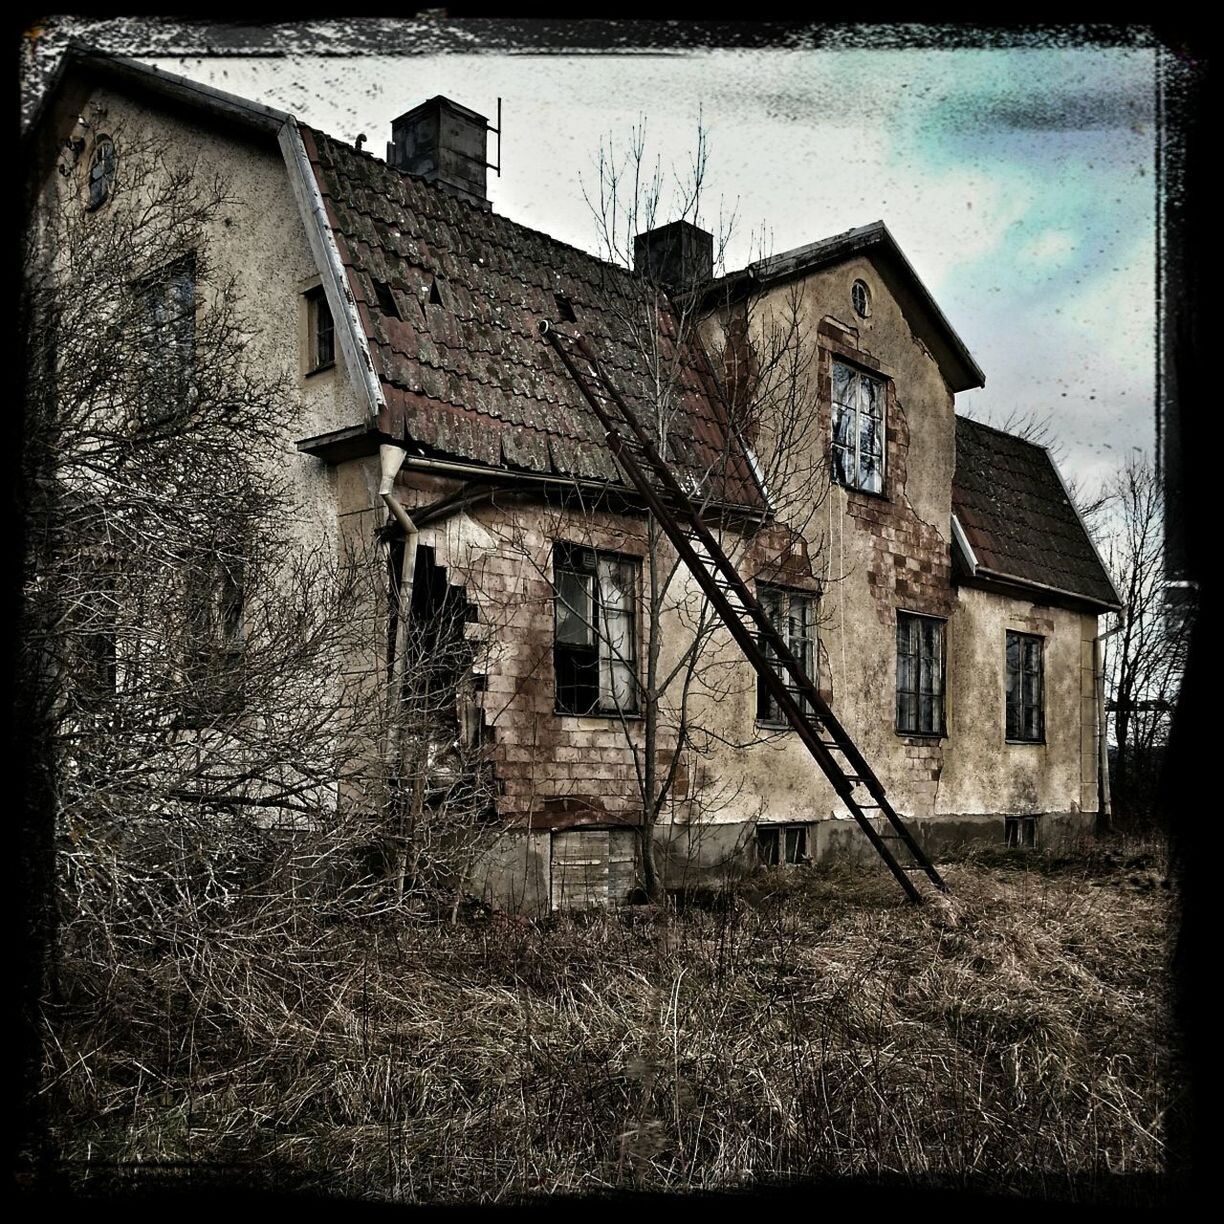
541, 322, 947, 903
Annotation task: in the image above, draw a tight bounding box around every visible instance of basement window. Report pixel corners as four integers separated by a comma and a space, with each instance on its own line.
306, 286, 335, 372
1006, 631, 1045, 742
1005, 815, 1038, 849
554, 542, 639, 716
896, 611, 945, 737
757, 824, 809, 867
756, 583, 818, 725
831, 361, 885, 495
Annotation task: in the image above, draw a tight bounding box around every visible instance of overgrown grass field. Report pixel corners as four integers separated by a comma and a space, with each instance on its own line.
41, 836, 1178, 1203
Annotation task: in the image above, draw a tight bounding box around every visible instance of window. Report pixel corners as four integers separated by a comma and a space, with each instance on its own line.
139, 254, 196, 420
831, 361, 885, 495
1006, 631, 1044, 742
757, 824, 809, 867
180, 554, 245, 726
554, 543, 639, 715
756, 584, 817, 724
86, 135, 116, 210
896, 611, 945, 736
851, 278, 871, 319
1005, 815, 1039, 849
307, 286, 335, 371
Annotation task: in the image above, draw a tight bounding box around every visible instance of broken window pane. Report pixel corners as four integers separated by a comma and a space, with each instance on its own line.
555, 545, 639, 715
832, 445, 855, 486
555, 568, 593, 645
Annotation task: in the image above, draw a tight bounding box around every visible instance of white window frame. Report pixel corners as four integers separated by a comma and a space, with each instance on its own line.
831, 360, 886, 495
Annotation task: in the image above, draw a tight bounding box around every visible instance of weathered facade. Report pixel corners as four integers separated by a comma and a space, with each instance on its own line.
30, 50, 1122, 912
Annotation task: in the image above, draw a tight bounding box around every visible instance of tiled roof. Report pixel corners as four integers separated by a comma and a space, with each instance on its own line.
301, 128, 761, 507
952, 417, 1120, 609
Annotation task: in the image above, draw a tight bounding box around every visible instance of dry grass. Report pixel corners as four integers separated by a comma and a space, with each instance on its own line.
39, 835, 1178, 1204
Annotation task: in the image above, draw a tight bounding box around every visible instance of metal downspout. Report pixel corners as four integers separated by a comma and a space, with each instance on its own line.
1094, 614, 1125, 834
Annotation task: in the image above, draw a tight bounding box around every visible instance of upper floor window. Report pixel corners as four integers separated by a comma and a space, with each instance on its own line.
86, 135, 117, 211
756, 584, 817, 725
307, 286, 335, 372
137, 254, 196, 422
831, 361, 885, 495
554, 543, 639, 716
1006, 631, 1044, 742
896, 611, 945, 737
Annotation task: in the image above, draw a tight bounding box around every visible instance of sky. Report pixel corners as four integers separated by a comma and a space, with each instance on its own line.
23, 19, 1160, 499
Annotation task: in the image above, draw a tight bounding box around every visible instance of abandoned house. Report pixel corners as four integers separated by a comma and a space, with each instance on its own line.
28, 49, 1122, 912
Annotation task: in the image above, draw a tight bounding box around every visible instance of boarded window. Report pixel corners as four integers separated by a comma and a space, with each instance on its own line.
756, 584, 817, 724
896, 611, 945, 736
554, 543, 639, 715
550, 828, 637, 909
1006, 631, 1044, 742
831, 361, 885, 495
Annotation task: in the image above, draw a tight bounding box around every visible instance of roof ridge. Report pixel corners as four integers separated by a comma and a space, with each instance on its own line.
955, 412, 1052, 453
307, 124, 646, 294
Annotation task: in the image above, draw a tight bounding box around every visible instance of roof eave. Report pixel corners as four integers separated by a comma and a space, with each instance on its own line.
27, 43, 292, 140
959, 565, 1123, 614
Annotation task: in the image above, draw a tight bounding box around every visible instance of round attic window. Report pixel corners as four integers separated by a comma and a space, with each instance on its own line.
851, 278, 871, 319
86, 136, 117, 211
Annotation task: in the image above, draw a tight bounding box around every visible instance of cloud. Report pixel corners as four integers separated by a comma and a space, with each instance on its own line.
1018, 228, 1078, 269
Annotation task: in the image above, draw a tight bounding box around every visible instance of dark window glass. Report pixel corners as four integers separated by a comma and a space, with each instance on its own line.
757, 825, 808, 866
309, 288, 335, 369
896, 611, 945, 735
554, 543, 639, 715
180, 554, 245, 726
86, 136, 116, 210
756, 584, 817, 724
1006, 631, 1044, 741
137, 254, 195, 424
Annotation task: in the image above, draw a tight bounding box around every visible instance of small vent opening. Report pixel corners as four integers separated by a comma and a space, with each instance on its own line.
554, 292, 577, 323
374, 278, 402, 320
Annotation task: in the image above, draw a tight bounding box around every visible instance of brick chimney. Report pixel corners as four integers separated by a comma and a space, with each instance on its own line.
633, 220, 713, 291
387, 96, 489, 207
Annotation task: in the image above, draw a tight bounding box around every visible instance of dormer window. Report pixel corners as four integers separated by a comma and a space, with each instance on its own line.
306, 286, 335, 372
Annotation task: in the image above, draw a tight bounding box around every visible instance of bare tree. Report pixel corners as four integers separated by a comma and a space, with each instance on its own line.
21, 115, 511, 1025
496, 121, 834, 903
1099, 452, 1191, 828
